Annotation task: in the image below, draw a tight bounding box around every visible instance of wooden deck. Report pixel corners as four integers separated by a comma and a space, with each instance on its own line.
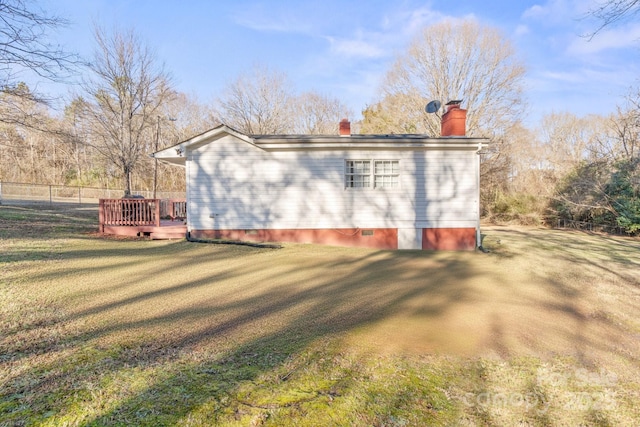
99, 198, 187, 240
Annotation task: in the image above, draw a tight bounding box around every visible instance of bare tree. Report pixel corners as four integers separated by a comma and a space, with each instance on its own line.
81, 26, 174, 196
538, 112, 594, 176
164, 92, 218, 141
216, 64, 352, 135
586, 0, 640, 37
538, 107, 638, 170
0, 0, 78, 121
292, 92, 352, 134
614, 90, 640, 159
216, 64, 293, 134
0, 82, 64, 182
361, 19, 526, 137
585, 108, 636, 161
607, 110, 639, 160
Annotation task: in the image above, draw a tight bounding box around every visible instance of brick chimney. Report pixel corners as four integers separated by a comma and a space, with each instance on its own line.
339, 118, 351, 137
441, 100, 466, 136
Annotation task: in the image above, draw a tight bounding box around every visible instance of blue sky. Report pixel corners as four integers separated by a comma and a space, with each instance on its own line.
38, 0, 640, 126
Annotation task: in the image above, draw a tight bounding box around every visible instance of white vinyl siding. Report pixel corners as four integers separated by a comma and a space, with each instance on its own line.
186, 134, 479, 231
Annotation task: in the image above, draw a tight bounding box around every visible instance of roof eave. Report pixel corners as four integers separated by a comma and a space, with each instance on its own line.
151, 128, 490, 163
254, 136, 489, 151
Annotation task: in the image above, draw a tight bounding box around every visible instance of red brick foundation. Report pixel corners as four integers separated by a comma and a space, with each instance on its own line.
191, 227, 478, 250
191, 228, 398, 249
422, 228, 476, 251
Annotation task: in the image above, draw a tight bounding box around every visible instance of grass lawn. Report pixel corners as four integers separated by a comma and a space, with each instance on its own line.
1, 205, 639, 426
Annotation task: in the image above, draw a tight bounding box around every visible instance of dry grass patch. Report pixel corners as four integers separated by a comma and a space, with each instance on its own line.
1, 206, 639, 426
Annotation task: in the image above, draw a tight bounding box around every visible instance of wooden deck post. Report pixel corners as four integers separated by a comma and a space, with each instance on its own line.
98, 199, 105, 232
154, 199, 161, 227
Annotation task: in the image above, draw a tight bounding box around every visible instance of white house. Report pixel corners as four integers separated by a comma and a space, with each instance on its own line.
153, 102, 489, 250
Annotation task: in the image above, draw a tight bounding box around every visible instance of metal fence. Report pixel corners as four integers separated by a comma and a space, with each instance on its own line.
0, 181, 185, 209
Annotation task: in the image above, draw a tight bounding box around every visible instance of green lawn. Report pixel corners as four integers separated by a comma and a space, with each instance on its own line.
1, 205, 639, 426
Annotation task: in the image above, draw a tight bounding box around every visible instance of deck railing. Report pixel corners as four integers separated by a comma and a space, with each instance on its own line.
161, 198, 187, 220
98, 198, 186, 230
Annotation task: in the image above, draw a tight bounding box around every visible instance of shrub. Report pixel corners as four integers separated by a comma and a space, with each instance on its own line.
551, 158, 640, 235
484, 191, 546, 225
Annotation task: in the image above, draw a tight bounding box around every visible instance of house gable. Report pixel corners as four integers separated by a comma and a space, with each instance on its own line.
152, 124, 262, 166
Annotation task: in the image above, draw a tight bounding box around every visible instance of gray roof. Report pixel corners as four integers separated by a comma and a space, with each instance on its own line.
152, 124, 490, 166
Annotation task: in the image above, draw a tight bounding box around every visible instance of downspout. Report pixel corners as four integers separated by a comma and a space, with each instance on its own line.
185, 153, 192, 240
476, 141, 488, 252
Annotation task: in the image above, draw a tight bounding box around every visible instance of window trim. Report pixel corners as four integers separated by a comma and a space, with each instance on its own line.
345, 159, 400, 189
345, 159, 371, 188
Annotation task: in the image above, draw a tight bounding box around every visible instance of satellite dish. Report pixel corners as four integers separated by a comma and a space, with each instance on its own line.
425, 100, 441, 114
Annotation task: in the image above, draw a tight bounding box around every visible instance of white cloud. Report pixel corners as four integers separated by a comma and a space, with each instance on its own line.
515, 24, 530, 37
403, 6, 446, 35
531, 65, 635, 93
325, 36, 385, 59
523, 4, 545, 19
232, 4, 313, 34
523, 1, 566, 23
540, 70, 589, 83
522, 0, 593, 24
567, 23, 640, 54
236, 19, 309, 33
321, 5, 446, 61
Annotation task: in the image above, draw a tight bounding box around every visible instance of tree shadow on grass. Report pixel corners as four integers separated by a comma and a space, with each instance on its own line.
83, 252, 471, 425
482, 226, 640, 286
3, 220, 640, 424
1, 246, 473, 426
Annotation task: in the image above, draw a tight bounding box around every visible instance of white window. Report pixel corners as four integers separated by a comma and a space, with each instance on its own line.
374, 160, 399, 188
345, 160, 371, 188
345, 160, 399, 189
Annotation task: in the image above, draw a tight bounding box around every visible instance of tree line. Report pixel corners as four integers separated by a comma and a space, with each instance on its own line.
0, 0, 638, 233
0, 2, 354, 196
